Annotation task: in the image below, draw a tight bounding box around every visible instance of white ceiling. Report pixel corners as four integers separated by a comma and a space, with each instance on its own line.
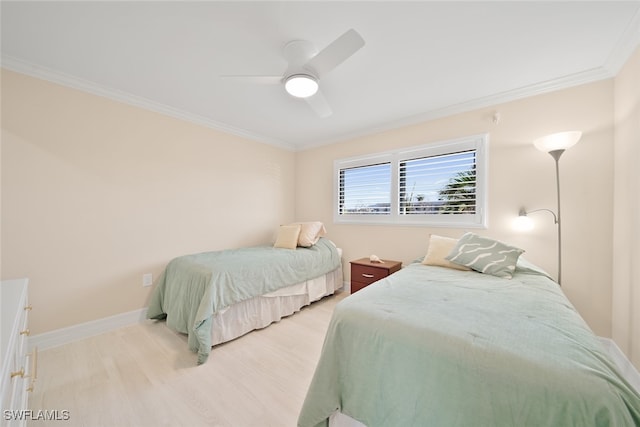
2, 1, 639, 151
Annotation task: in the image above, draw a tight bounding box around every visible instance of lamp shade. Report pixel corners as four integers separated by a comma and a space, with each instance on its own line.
533, 131, 582, 153
285, 74, 318, 98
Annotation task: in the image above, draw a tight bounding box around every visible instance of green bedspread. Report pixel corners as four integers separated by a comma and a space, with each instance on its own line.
298, 262, 640, 427
147, 238, 341, 364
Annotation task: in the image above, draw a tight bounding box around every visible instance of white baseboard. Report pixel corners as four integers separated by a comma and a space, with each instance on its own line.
599, 337, 640, 393
28, 308, 148, 352
27, 283, 351, 352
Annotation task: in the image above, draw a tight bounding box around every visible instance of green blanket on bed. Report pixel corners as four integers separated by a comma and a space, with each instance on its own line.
298, 262, 640, 427
147, 238, 341, 364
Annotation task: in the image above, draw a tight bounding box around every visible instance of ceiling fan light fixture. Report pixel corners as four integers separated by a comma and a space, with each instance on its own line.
285, 74, 318, 98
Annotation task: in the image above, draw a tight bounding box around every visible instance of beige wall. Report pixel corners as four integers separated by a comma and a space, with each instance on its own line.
296, 80, 615, 337
613, 46, 640, 368
1, 70, 296, 335
1, 53, 635, 355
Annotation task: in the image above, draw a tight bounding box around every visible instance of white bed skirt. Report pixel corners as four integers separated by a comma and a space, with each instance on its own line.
210, 264, 343, 346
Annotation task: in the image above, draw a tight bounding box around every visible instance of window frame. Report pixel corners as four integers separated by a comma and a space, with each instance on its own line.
333, 134, 488, 228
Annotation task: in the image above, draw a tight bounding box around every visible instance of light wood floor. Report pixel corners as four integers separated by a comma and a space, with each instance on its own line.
28, 292, 347, 427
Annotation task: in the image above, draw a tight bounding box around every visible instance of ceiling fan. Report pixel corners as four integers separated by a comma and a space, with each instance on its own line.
223, 29, 365, 118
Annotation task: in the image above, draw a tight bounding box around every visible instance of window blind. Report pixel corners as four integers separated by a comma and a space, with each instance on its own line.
339, 163, 391, 215
399, 150, 476, 215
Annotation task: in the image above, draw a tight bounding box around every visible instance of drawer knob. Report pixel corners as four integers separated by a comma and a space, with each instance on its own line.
362, 273, 374, 278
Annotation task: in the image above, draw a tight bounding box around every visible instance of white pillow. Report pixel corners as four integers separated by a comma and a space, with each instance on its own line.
291, 221, 327, 247
274, 224, 301, 249
422, 234, 472, 271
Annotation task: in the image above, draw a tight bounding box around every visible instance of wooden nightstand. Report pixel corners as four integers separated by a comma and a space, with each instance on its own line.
350, 258, 402, 293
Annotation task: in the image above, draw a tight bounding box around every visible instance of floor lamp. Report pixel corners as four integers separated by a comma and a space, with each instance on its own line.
515, 131, 582, 286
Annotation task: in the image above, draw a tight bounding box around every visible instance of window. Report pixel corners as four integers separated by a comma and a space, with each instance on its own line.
334, 134, 488, 227
339, 163, 391, 215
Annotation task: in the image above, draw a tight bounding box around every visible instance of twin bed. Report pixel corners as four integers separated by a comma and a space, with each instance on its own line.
299, 234, 640, 427
147, 223, 341, 364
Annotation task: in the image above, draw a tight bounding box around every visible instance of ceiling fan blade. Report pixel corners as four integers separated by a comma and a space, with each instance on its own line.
219, 75, 282, 84
305, 90, 333, 118
304, 29, 365, 76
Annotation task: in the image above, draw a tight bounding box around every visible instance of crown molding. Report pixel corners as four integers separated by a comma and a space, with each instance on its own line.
296, 7, 640, 151
298, 65, 614, 151
5, 7, 639, 155
380, 66, 614, 130
1, 55, 296, 152
603, 6, 640, 75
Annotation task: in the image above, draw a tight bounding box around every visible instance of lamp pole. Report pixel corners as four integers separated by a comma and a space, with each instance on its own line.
532, 131, 581, 286
533, 130, 582, 284
549, 149, 565, 286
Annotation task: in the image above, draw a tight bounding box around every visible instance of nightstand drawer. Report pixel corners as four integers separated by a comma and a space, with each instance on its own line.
351, 264, 388, 285
351, 280, 371, 294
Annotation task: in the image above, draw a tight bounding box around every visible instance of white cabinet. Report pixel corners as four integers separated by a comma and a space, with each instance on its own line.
1, 279, 32, 427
